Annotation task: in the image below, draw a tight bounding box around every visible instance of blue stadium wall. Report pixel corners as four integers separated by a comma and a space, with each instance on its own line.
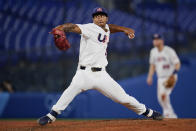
0, 58, 196, 118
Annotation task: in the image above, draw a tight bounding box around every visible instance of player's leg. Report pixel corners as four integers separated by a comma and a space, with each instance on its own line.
157, 78, 177, 118
52, 71, 86, 113
157, 79, 165, 115
94, 71, 162, 120
164, 94, 177, 118
38, 70, 91, 125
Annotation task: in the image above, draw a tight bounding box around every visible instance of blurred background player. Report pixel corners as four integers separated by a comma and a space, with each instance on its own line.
147, 34, 181, 118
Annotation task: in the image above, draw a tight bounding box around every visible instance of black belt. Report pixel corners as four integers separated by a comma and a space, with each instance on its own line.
80, 66, 102, 72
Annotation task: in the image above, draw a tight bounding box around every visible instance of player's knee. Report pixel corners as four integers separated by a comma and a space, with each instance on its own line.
161, 94, 166, 101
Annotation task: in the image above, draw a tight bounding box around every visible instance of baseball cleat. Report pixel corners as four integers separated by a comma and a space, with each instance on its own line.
38, 110, 58, 126
142, 108, 163, 120
37, 115, 52, 126
150, 110, 163, 120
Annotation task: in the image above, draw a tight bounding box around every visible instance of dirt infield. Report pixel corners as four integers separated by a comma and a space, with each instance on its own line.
0, 119, 196, 131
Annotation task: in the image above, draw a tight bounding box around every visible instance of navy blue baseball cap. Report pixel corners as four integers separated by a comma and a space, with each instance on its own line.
92, 7, 108, 17
152, 33, 163, 40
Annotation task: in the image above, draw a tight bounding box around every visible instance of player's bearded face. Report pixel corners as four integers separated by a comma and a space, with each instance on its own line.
153, 39, 163, 47
93, 14, 108, 27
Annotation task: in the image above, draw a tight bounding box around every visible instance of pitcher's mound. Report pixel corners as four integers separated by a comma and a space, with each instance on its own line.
0, 119, 196, 131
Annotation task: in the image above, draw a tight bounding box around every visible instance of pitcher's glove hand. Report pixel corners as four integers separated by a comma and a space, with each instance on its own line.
164, 75, 176, 88
50, 28, 70, 51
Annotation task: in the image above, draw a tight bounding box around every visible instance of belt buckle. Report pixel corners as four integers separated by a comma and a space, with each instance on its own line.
91, 68, 96, 72
91, 67, 102, 72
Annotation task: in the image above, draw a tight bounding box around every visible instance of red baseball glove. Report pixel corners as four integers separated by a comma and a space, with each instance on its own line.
50, 28, 70, 51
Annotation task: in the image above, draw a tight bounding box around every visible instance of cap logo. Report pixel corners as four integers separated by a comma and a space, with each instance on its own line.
154, 34, 158, 37
97, 8, 102, 12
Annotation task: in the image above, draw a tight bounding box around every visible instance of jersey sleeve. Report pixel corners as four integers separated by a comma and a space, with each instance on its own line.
76, 24, 91, 38
149, 49, 155, 64
169, 48, 180, 64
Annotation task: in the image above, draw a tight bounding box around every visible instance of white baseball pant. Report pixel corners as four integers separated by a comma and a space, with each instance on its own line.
52, 66, 146, 115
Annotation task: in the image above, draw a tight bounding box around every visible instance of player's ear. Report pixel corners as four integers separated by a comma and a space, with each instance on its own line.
92, 17, 95, 22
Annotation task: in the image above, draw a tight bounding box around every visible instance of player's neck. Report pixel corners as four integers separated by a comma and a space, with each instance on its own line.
157, 45, 164, 52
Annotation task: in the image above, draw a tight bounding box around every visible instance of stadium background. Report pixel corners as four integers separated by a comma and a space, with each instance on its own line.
0, 0, 196, 119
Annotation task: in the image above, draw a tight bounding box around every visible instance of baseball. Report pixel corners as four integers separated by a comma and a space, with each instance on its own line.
128, 33, 135, 39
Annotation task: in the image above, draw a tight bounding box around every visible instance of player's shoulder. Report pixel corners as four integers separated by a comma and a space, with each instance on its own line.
150, 47, 157, 53
87, 23, 94, 26
77, 23, 93, 27
149, 47, 157, 57
164, 45, 175, 52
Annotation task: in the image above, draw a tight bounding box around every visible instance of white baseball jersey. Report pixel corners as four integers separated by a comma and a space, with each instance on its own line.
149, 46, 180, 78
76, 23, 110, 67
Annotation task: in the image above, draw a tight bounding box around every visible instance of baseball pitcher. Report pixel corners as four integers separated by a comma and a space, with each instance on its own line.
38, 7, 163, 126
147, 34, 180, 118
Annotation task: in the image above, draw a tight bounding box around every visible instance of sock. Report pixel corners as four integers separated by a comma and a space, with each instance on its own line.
142, 108, 153, 117
50, 110, 58, 118
46, 110, 58, 122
